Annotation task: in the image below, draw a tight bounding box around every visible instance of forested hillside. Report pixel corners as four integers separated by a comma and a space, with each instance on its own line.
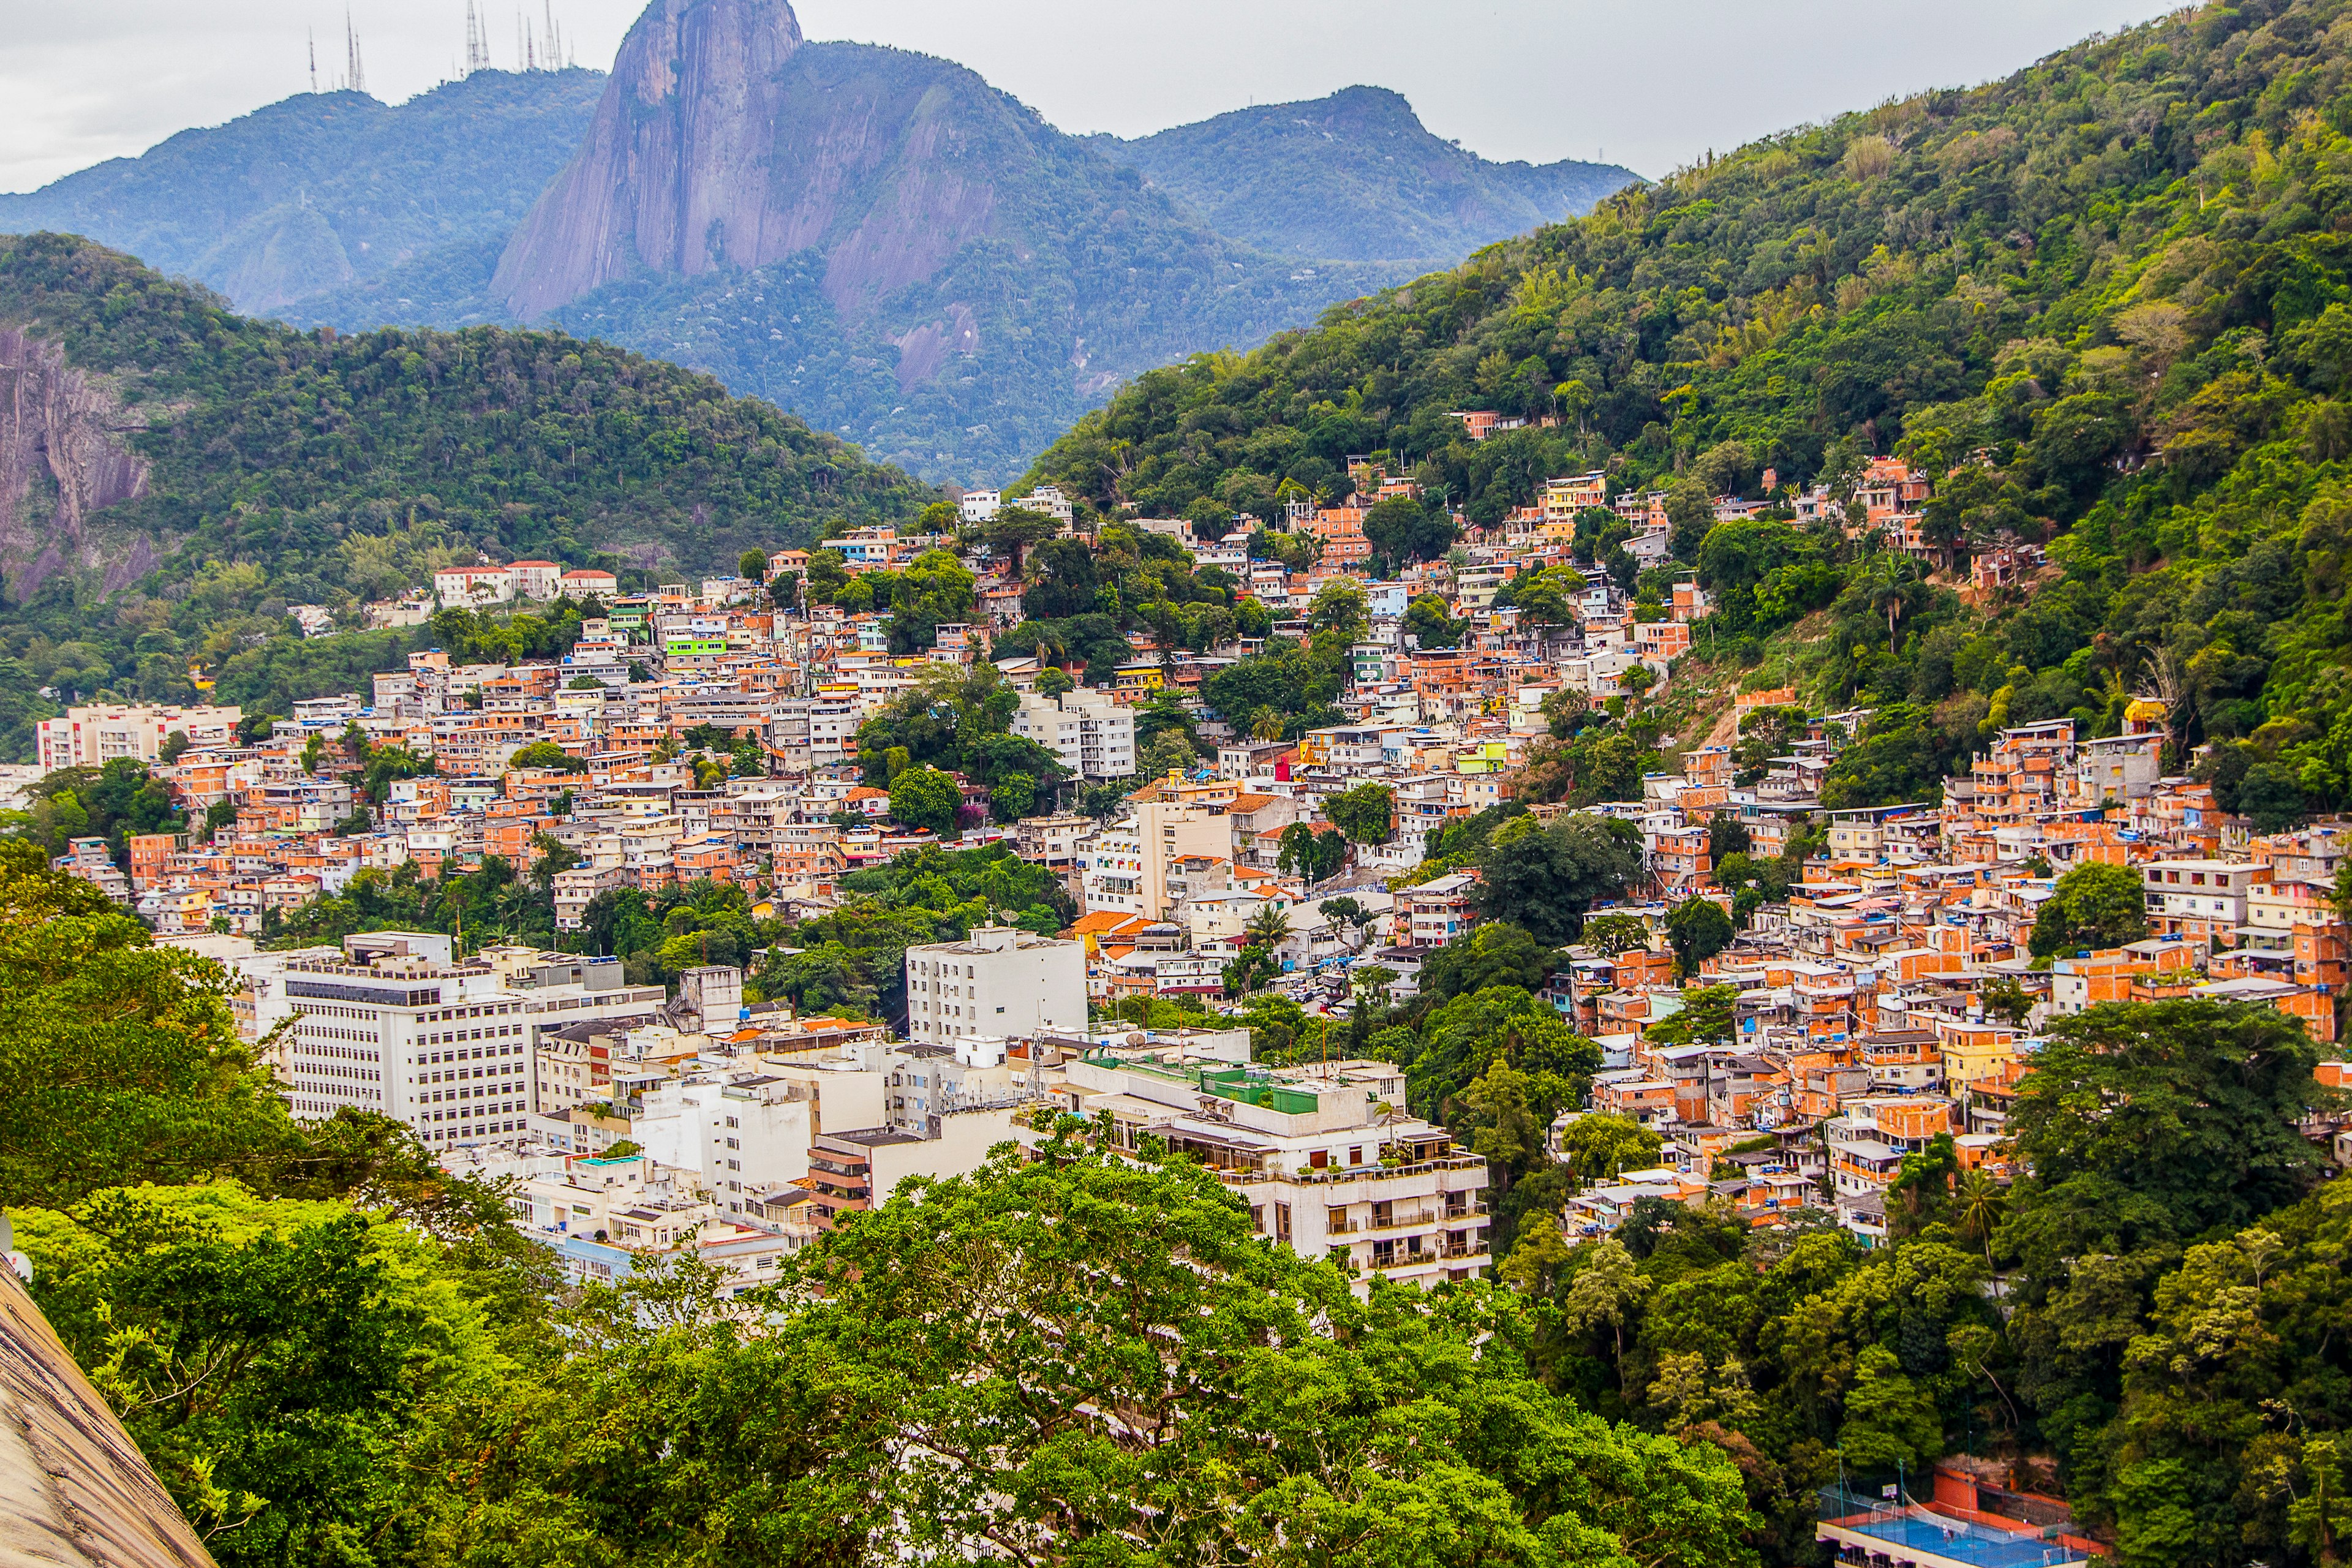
1088, 86, 1637, 262
0, 70, 602, 317
1033, 0, 2352, 816
0, 235, 929, 737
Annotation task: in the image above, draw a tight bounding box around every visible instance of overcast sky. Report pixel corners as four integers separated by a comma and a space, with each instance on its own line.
5, 0, 2181, 195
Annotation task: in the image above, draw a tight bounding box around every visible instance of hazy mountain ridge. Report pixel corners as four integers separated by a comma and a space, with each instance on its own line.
0, 70, 605, 314
1085, 86, 1639, 262
0, 1, 1627, 484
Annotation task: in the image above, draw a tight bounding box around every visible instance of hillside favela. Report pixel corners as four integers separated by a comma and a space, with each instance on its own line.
7, 1, 2352, 1565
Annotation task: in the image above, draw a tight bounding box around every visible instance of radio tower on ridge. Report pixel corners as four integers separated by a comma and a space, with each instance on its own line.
464, 1, 491, 74
345, 11, 368, 95
308, 28, 318, 93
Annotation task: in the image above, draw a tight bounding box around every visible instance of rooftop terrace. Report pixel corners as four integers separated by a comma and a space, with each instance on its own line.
1818, 1488, 2097, 1568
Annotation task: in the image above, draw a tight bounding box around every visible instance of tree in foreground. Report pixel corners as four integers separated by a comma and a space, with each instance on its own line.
0, 842, 304, 1207
667, 1144, 1755, 1563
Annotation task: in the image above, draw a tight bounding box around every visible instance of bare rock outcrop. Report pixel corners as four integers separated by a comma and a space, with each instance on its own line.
494, 0, 1015, 328
0, 327, 150, 601
494, 0, 809, 318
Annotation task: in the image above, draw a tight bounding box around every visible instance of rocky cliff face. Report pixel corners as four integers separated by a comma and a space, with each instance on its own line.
494, 0, 809, 317
0, 328, 153, 600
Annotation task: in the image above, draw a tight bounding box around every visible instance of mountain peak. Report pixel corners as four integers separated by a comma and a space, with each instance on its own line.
1096, 89, 1637, 262
493, 0, 806, 318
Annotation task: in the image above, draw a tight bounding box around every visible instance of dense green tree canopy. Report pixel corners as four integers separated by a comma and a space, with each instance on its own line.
1472, 814, 1643, 946
2028, 861, 2154, 958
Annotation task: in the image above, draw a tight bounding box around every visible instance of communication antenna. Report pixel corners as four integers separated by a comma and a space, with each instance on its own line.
526, 18, 536, 70
464, 0, 491, 74
309, 29, 318, 94
345, 10, 367, 96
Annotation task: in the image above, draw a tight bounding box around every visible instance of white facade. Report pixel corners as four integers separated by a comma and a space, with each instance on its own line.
279, 935, 664, 1149
1017, 484, 1074, 524
959, 488, 1003, 523
1010, 687, 1136, 781
508, 560, 564, 600
1057, 1052, 1492, 1289
633, 1074, 822, 1215
36, 703, 243, 772
434, 567, 516, 605
904, 925, 1087, 1049
2143, 858, 2263, 929
1078, 821, 1145, 917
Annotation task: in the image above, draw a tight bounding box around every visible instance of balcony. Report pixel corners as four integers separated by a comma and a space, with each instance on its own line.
1199, 1152, 1488, 1188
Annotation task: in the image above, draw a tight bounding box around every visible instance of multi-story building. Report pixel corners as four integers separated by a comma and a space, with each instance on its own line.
433, 566, 516, 605
1011, 687, 1136, 781
36, 704, 243, 771
903, 925, 1087, 1049
1055, 1047, 1492, 1289
277, 933, 664, 1149
1397, 873, 1479, 948
2143, 858, 2266, 943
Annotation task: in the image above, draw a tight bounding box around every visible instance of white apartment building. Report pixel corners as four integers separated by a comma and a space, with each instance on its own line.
278, 933, 663, 1148
433, 566, 517, 605
36, 703, 243, 772
1011, 687, 1136, 780
634, 1072, 841, 1215
1077, 819, 1147, 917
1055, 1049, 1492, 1289
904, 925, 1087, 1049
507, 560, 564, 600
1018, 484, 1074, 523
959, 488, 1003, 523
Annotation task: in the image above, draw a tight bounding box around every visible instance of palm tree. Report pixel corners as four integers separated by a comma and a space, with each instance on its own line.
1953, 1167, 2005, 1268
1251, 707, 1286, 743
1866, 547, 1919, 646
1243, 905, 1294, 950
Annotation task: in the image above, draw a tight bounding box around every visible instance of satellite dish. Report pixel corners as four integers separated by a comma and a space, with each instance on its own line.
1125, 1031, 1148, 1047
